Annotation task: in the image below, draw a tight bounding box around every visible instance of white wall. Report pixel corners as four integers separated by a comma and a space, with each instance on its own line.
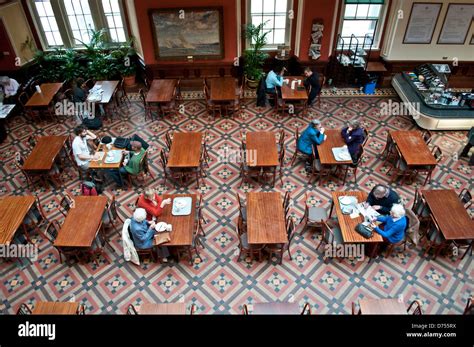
382, 0, 474, 61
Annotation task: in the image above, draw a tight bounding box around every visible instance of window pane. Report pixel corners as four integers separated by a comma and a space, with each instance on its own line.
275, 0, 287, 13
53, 32, 63, 45
341, 20, 376, 38
274, 15, 286, 29
344, 4, 357, 18
35, 2, 45, 16
368, 4, 381, 19
117, 28, 126, 42
355, 4, 369, 18
110, 0, 120, 13
113, 15, 122, 28
45, 32, 55, 45
64, 0, 74, 15
251, 0, 263, 13
49, 19, 59, 31
81, 0, 91, 14
252, 15, 263, 26
110, 30, 118, 42
102, 0, 111, 12
273, 29, 285, 44
262, 16, 274, 29
106, 16, 115, 28
69, 18, 78, 30
40, 17, 51, 31
85, 15, 94, 28
262, 0, 275, 13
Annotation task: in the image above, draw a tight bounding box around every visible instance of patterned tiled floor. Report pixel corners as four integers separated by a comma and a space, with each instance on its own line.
0, 92, 472, 314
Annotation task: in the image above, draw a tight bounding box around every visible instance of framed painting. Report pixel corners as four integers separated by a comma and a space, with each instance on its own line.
149, 7, 224, 60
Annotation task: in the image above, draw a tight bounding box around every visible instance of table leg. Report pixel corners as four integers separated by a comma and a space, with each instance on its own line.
273, 166, 276, 187
329, 200, 334, 217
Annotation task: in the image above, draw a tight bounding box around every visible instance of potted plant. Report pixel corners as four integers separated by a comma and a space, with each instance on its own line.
243, 22, 271, 88
110, 37, 137, 86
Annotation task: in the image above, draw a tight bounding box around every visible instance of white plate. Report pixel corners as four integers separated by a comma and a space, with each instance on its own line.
155, 222, 168, 232
340, 197, 353, 205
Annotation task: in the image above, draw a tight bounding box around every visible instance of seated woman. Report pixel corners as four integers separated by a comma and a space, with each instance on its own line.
137, 188, 172, 221
129, 208, 170, 259
371, 204, 407, 244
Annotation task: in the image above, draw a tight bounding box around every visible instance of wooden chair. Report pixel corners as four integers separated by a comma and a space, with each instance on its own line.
127, 304, 138, 314
57, 192, 74, 218
139, 88, 158, 121
164, 131, 173, 151
412, 189, 431, 233
421, 130, 432, 145
195, 193, 206, 236
27, 135, 37, 150
264, 216, 296, 264
234, 221, 264, 262
236, 192, 247, 224
340, 145, 364, 185
381, 131, 396, 163
159, 149, 180, 188
116, 79, 131, 108
464, 297, 473, 315
102, 196, 125, 236
452, 239, 472, 260
385, 217, 410, 257
228, 84, 243, 117
422, 214, 449, 259
262, 145, 285, 187
160, 85, 178, 118
176, 221, 205, 265
388, 146, 414, 185
351, 302, 361, 315
413, 145, 442, 185
308, 145, 332, 186
16, 303, 32, 315
300, 192, 328, 235
203, 84, 221, 119
264, 85, 279, 111
44, 220, 84, 264
407, 300, 423, 315
458, 188, 472, 210
14, 152, 45, 190
144, 77, 150, 91
77, 304, 86, 314
238, 148, 262, 187
290, 128, 308, 166
317, 220, 344, 262
277, 129, 286, 153
362, 128, 370, 148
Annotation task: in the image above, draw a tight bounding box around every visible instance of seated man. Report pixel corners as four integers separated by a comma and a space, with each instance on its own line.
72, 78, 87, 103
137, 188, 172, 221
130, 208, 169, 260
0, 77, 20, 103
265, 65, 286, 104
371, 204, 407, 244
341, 119, 365, 163
366, 184, 401, 215
303, 67, 321, 106
72, 125, 99, 172
297, 119, 327, 171
108, 141, 145, 187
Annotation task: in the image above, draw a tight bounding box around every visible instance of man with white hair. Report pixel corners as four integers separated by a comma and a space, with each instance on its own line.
0, 77, 20, 102
130, 208, 170, 260
371, 204, 407, 244
366, 184, 400, 215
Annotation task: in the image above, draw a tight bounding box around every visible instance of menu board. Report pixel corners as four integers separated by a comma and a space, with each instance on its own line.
404, 3, 442, 44
438, 4, 474, 44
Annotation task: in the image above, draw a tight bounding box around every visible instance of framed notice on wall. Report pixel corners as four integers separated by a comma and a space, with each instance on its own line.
438, 3, 474, 44
403, 3, 442, 44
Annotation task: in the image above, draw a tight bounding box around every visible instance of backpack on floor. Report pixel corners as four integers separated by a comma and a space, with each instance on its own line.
81, 181, 98, 196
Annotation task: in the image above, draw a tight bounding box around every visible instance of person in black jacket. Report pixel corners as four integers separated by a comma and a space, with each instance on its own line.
366, 185, 401, 215
303, 67, 321, 106
460, 127, 474, 166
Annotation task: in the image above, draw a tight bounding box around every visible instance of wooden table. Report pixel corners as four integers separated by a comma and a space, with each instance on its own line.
281, 76, 307, 115
390, 131, 437, 166
89, 143, 124, 170
318, 129, 352, 166
246, 131, 279, 186
22, 136, 67, 171
138, 303, 187, 314
146, 79, 177, 103
25, 83, 63, 107
167, 132, 202, 168
54, 196, 108, 248
155, 194, 196, 247
0, 196, 35, 245
422, 189, 474, 240
32, 302, 80, 315
247, 192, 287, 245
358, 298, 407, 315
209, 77, 237, 102
87, 80, 119, 104
251, 302, 300, 315
330, 191, 383, 244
